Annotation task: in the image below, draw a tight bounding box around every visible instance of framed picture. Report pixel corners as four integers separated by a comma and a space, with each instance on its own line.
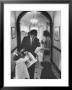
54, 26, 60, 41
0, 0, 70, 88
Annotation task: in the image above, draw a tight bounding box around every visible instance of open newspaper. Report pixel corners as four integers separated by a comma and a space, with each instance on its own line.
24, 52, 37, 68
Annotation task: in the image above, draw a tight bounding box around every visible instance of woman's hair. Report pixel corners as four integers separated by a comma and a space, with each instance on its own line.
43, 30, 50, 37
29, 30, 37, 36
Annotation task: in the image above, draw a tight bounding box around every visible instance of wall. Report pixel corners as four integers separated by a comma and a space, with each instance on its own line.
11, 11, 17, 51
53, 11, 61, 49
52, 11, 61, 71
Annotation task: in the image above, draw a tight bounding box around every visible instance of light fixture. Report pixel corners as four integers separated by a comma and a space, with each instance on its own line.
30, 18, 38, 24
30, 12, 38, 24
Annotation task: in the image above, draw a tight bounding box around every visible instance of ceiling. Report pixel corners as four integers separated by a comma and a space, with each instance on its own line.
20, 11, 50, 26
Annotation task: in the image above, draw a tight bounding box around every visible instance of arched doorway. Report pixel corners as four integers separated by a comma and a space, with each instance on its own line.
16, 11, 53, 62
16, 11, 53, 49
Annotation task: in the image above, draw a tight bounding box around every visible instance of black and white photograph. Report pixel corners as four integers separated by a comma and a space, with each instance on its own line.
11, 11, 61, 79
4, 4, 69, 86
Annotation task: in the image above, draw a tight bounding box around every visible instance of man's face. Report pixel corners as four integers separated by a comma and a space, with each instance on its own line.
30, 35, 35, 39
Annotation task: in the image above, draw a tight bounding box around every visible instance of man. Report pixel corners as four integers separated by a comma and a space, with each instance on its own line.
20, 30, 40, 79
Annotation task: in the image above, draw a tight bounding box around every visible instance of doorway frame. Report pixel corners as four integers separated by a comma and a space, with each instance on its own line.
16, 11, 53, 62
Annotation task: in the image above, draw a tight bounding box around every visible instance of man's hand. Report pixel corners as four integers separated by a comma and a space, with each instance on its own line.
20, 48, 25, 53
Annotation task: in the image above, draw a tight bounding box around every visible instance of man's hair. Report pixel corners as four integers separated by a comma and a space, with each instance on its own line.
29, 30, 37, 36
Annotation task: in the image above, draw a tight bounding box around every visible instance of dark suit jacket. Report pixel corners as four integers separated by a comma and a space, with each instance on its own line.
20, 36, 40, 57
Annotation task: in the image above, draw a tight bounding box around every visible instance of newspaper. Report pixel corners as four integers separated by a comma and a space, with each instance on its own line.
24, 52, 37, 68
